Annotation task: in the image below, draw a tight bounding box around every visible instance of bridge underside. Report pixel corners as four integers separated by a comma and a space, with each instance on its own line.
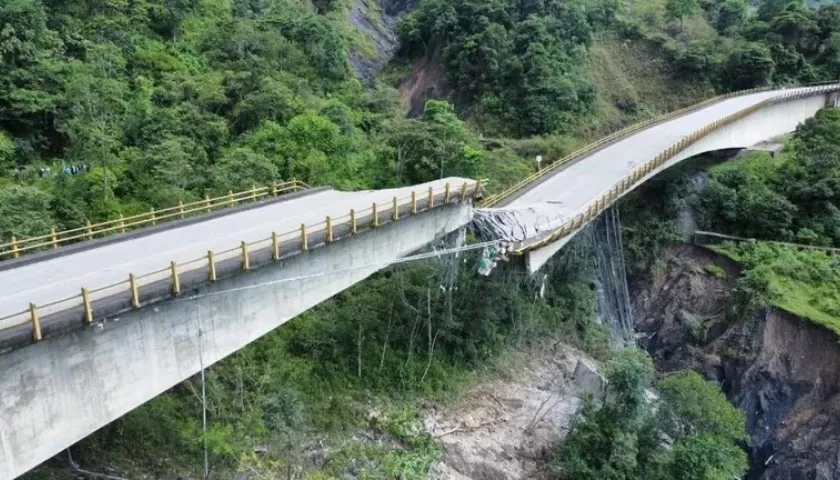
0, 202, 472, 479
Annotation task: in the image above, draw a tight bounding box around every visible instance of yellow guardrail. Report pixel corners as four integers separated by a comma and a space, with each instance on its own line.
0, 180, 311, 260
510, 83, 840, 254
480, 86, 777, 207
481, 80, 840, 208
0, 180, 483, 345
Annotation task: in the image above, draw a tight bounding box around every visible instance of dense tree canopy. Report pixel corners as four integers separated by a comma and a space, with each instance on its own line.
399, 0, 606, 136
555, 349, 747, 480
629, 0, 840, 91
0, 0, 496, 243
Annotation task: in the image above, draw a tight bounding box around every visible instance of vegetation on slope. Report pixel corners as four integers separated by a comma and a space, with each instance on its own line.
692, 104, 840, 330
398, 0, 611, 136
554, 349, 748, 480
699, 108, 840, 247
28, 244, 607, 478
0, 0, 519, 245
6, 0, 840, 477
712, 242, 840, 336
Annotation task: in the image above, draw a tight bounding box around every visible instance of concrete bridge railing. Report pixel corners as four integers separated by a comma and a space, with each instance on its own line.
481, 80, 840, 209
0, 180, 482, 352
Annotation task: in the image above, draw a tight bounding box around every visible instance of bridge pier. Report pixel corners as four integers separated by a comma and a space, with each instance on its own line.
0, 202, 472, 479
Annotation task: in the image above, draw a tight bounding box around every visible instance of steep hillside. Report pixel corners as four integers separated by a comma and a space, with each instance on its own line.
633, 245, 840, 480
583, 35, 714, 135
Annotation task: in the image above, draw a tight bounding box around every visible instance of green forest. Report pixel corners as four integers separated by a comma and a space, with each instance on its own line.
5, 0, 840, 238
4, 0, 840, 478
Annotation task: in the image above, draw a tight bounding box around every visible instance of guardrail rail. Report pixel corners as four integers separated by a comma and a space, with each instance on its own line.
0, 180, 311, 260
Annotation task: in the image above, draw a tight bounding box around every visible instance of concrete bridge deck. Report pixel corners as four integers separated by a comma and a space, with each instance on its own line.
483, 84, 840, 272
0, 178, 474, 338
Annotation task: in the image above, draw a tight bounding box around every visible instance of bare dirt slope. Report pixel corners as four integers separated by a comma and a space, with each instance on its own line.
425, 344, 600, 480
399, 58, 448, 117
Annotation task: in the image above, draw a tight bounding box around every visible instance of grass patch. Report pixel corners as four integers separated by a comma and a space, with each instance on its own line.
581, 33, 713, 137
703, 264, 727, 279
711, 242, 840, 337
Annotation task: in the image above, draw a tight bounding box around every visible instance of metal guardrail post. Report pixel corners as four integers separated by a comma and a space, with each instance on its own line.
150, 207, 157, 225
170, 261, 180, 295
251, 185, 258, 201
50, 229, 58, 249
350, 209, 357, 234
129, 274, 140, 308
178, 200, 185, 219
241, 241, 250, 271
444, 183, 451, 203
228, 190, 234, 205
11, 236, 19, 258
272, 181, 278, 196
208, 251, 217, 282
85, 220, 93, 240
411, 192, 417, 214
119, 214, 126, 233
428, 187, 434, 208
473, 179, 482, 199
30, 303, 41, 342
460, 182, 467, 201
392, 197, 398, 221
272, 232, 280, 260
300, 224, 308, 250
326, 216, 333, 243
205, 196, 211, 212
82, 288, 93, 324
372, 203, 379, 227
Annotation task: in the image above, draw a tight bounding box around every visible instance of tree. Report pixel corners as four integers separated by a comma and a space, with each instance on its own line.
126, 135, 204, 206
723, 43, 775, 90
555, 350, 748, 480
554, 349, 655, 479
209, 147, 279, 193
715, 0, 747, 35
769, 3, 821, 54
383, 101, 483, 184
398, 0, 597, 136
665, 0, 700, 30
758, 0, 802, 22
815, 4, 840, 39
0, 185, 55, 240
0, 0, 50, 68
657, 372, 747, 480
0, 132, 14, 174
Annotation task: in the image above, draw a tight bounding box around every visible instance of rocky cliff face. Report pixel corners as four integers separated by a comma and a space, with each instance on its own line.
632, 245, 840, 480
346, 0, 417, 81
